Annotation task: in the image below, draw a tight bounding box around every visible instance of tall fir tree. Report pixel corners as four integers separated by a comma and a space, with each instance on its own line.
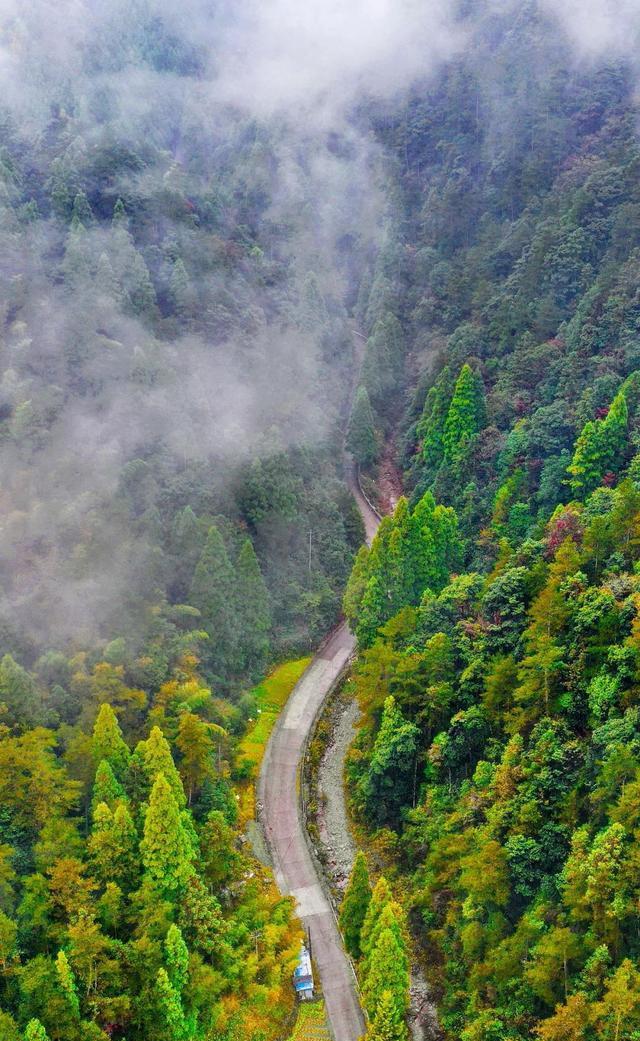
137, 726, 186, 808
360, 876, 393, 961
91, 759, 125, 816
443, 362, 486, 466
140, 774, 195, 898
92, 704, 130, 780
189, 525, 239, 679
362, 925, 410, 1026
339, 851, 372, 959
235, 538, 271, 677
568, 390, 628, 495
365, 988, 409, 1041
347, 386, 378, 468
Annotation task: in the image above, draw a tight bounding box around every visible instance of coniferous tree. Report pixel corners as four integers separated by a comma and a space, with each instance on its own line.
169, 258, 192, 317
154, 967, 188, 1041
189, 525, 239, 679
170, 505, 204, 601
91, 760, 125, 815
364, 988, 408, 1041
358, 697, 419, 826
339, 851, 372, 959
568, 390, 628, 495
138, 726, 186, 807
140, 774, 195, 898
71, 191, 93, 227
92, 704, 130, 780
347, 386, 378, 468
443, 362, 486, 466
165, 924, 189, 993
235, 538, 271, 676
362, 924, 410, 1025
417, 366, 454, 474
360, 877, 393, 961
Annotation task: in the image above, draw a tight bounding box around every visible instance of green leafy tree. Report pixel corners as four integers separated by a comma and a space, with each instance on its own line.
365, 988, 409, 1041
568, 390, 628, 495
339, 851, 372, 959
91, 760, 125, 815
359, 697, 419, 826
92, 704, 130, 780
235, 538, 271, 676
189, 525, 239, 679
417, 366, 454, 474
140, 774, 195, 898
347, 386, 378, 468
23, 1023, 50, 1041
362, 924, 410, 1027
443, 363, 486, 466
55, 950, 80, 1019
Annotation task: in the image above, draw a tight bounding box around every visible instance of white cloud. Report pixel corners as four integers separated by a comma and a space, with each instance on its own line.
213, 0, 463, 120
541, 0, 640, 61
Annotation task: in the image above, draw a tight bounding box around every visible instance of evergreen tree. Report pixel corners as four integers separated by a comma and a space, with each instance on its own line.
71, 191, 93, 228
235, 538, 271, 676
362, 314, 404, 413
95, 252, 120, 301
359, 697, 419, 826
165, 924, 189, 993
91, 759, 125, 815
138, 726, 186, 807
140, 774, 195, 897
365, 988, 409, 1041
339, 851, 372, 959
568, 390, 628, 495
170, 505, 204, 601
443, 363, 486, 466
88, 801, 138, 890
189, 525, 239, 678
0, 655, 43, 728
169, 258, 192, 317
24, 1023, 49, 1041
362, 925, 410, 1025
417, 366, 454, 474
360, 877, 393, 960
112, 198, 128, 228
125, 250, 157, 319
154, 967, 188, 1041
92, 704, 130, 780
347, 386, 378, 468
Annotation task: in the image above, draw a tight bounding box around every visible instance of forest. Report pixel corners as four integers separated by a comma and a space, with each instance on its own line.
2, 0, 640, 1039
342, 2, 640, 1040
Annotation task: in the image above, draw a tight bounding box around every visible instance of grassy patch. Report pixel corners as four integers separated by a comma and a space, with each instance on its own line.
289, 1001, 330, 1040
237, 657, 311, 821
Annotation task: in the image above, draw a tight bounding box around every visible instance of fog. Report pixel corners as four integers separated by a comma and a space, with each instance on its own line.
0, 0, 637, 654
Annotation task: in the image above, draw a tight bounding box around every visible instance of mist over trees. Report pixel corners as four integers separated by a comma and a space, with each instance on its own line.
2, 0, 640, 1039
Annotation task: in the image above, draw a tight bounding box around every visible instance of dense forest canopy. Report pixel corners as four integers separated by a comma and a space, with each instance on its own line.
2, 0, 640, 1039
342, 2, 640, 1041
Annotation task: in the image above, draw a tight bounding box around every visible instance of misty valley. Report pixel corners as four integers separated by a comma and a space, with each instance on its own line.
2, 2, 640, 1041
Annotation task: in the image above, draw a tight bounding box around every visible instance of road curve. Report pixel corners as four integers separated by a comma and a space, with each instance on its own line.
258, 461, 380, 1041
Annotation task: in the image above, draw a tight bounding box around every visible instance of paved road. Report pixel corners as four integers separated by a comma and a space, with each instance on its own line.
258, 460, 380, 1041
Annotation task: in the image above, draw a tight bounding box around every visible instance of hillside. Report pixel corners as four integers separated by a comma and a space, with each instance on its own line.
343, 3, 640, 1040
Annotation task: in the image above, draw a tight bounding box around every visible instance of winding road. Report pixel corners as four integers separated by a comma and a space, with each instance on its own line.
258, 464, 380, 1041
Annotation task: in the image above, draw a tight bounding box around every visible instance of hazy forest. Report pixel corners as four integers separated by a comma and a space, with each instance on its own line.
1, 0, 640, 1039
